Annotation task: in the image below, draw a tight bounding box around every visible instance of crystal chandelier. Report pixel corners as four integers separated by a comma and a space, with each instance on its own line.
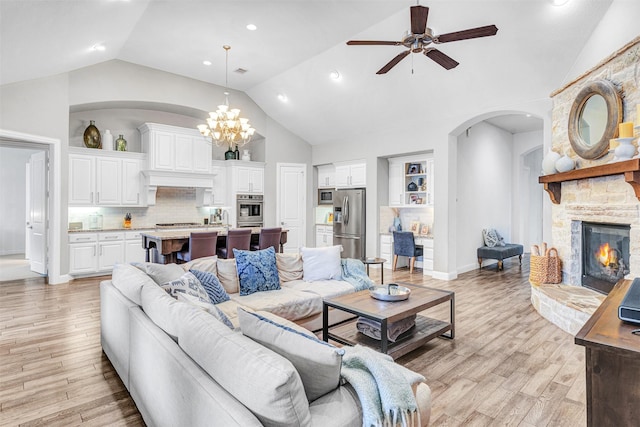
197, 45, 255, 152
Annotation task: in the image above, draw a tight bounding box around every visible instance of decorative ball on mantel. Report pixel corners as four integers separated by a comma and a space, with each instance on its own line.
542, 148, 561, 175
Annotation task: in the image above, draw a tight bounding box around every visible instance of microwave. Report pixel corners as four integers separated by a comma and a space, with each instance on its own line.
318, 189, 334, 205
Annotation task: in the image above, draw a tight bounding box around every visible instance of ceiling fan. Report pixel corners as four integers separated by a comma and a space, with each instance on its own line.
346, 4, 498, 74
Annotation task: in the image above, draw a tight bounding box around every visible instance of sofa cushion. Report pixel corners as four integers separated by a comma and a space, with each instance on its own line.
180, 255, 218, 275
300, 246, 342, 281
230, 288, 322, 321
282, 279, 357, 300
214, 299, 245, 329
189, 269, 229, 304
140, 282, 195, 340
133, 262, 185, 285
238, 308, 344, 402
216, 258, 240, 294
111, 262, 156, 306
160, 271, 210, 303
178, 307, 311, 427
276, 253, 303, 282
176, 293, 234, 329
234, 247, 281, 296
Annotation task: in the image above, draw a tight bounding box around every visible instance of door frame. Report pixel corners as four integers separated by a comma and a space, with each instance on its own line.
0, 129, 68, 284
276, 162, 307, 249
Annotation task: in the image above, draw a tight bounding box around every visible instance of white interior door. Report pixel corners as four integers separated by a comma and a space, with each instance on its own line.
28, 151, 47, 274
277, 163, 306, 253
25, 162, 31, 259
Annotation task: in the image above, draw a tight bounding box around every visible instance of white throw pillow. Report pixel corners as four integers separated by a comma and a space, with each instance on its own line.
160, 271, 211, 303
140, 282, 195, 340
180, 255, 218, 275
276, 253, 304, 282
482, 228, 500, 248
133, 262, 185, 285
216, 258, 240, 294
300, 245, 342, 282
238, 307, 344, 402
111, 263, 156, 305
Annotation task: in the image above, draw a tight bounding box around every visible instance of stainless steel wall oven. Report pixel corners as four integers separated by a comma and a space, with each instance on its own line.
236, 194, 263, 228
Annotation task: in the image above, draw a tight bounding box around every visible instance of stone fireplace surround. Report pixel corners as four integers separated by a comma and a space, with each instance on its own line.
532, 37, 640, 334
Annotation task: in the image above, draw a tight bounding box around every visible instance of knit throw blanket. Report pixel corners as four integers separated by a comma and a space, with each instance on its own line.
341, 345, 425, 427
341, 259, 375, 291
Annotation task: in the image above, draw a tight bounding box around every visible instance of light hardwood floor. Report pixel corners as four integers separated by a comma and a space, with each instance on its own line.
0, 258, 586, 426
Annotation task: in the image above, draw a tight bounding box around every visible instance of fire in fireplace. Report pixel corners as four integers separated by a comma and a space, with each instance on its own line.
582, 222, 630, 294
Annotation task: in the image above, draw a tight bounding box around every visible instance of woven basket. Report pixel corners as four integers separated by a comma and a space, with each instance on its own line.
529, 245, 562, 285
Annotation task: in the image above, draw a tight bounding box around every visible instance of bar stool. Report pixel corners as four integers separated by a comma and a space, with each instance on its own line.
392, 231, 423, 274
250, 227, 282, 253
217, 228, 252, 259
176, 231, 218, 263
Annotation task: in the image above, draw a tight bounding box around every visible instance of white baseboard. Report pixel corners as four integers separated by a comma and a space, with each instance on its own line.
0, 250, 24, 257
48, 274, 72, 285
431, 271, 457, 281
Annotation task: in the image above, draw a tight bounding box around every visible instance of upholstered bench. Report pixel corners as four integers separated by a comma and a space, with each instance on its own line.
477, 244, 524, 271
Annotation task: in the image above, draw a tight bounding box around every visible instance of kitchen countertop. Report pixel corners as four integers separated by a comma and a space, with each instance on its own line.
379, 232, 433, 239
68, 224, 229, 233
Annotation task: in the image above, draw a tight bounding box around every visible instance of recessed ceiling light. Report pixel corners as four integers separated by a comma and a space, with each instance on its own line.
551, 0, 569, 6
91, 44, 106, 52
246, 24, 257, 31
203, 60, 212, 66
277, 94, 288, 102
329, 70, 341, 81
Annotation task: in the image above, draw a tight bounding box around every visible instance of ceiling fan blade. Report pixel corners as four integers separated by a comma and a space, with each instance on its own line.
410, 5, 429, 35
347, 40, 402, 46
376, 50, 411, 74
435, 25, 498, 43
425, 49, 459, 70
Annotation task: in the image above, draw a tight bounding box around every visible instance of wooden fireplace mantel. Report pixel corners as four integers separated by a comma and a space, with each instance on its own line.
538, 158, 640, 204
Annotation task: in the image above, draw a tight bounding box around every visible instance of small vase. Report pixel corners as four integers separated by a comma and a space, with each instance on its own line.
241, 149, 251, 161
541, 149, 561, 175
102, 130, 113, 151
614, 138, 636, 160
83, 120, 101, 149
555, 154, 575, 173
393, 217, 402, 231
234, 146, 240, 160
115, 134, 127, 151
225, 146, 236, 160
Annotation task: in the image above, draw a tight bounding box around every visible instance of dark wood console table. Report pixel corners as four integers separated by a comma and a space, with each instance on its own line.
575, 279, 640, 426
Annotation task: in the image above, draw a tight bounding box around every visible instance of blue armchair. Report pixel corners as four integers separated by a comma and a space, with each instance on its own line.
392, 231, 423, 274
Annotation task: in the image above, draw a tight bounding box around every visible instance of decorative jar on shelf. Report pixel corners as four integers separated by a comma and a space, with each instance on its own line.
83, 120, 101, 149
541, 148, 561, 175
102, 129, 113, 151
225, 146, 235, 160
241, 149, 251, 161
115, 134, 127, 151
555, 153, 575, 173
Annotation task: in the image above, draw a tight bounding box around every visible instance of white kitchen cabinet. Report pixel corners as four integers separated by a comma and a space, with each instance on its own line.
388, 161, 404, 206
232, 163, 264, 194
415, 237, 434, 273
211, 163, 228, 205
69, 230, 148, 275
315, 225, 333, 247
69, 148, 146, 207
124, 230, 148, 264
334, 161, 366, 188
122, 158, 143, 206
69, 233, 98, 274
98, 232, 125, 271
139, 123, 212, 174
317, 164, 335, 188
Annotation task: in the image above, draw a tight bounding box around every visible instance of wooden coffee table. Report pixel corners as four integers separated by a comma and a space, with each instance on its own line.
322, 283, 454, 359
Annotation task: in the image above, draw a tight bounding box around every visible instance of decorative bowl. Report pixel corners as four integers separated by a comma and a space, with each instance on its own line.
370, 284, 411, 301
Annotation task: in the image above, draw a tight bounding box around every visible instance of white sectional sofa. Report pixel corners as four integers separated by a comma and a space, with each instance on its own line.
100, 251, 432, 426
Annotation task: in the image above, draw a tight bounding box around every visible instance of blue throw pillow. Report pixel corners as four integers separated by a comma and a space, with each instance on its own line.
233, 247, 281, 296
189, 269, 230, 304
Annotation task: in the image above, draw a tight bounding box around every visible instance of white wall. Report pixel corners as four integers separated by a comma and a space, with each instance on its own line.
455, 122, 513, 272
0, 147, 41, 255
512, 130, 544, 251
562, 0, 640, 85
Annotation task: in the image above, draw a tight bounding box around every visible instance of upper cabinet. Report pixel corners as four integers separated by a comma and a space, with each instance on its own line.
69, 148, 145, 207
231, 162, 264, 194
317, 164, 336, 188
388, 156, 434, 207
139, 123, 211, 174
334, 160, 366, 188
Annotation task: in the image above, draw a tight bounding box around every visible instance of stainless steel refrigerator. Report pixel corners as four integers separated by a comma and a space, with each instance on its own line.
333, 188, 366, 259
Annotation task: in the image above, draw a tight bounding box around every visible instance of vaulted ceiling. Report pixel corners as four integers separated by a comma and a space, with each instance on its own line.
0, 0, 614, 144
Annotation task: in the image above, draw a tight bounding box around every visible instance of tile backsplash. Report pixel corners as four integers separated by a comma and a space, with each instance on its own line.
68, 187, 218, 230
379, 206, 434, 235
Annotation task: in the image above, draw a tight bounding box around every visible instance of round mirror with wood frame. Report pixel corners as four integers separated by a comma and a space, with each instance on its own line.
568, 79, 622, 160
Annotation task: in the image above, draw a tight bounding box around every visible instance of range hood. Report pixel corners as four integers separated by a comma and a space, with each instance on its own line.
142, 170, 216, 206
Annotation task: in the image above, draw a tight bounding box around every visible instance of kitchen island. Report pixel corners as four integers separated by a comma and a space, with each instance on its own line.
141, 228, 288, 264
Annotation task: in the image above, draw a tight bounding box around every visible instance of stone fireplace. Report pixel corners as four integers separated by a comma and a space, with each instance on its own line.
578, 221, 630, 293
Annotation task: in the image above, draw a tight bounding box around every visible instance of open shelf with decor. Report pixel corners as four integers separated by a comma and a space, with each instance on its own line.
389, 155, 434, 207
